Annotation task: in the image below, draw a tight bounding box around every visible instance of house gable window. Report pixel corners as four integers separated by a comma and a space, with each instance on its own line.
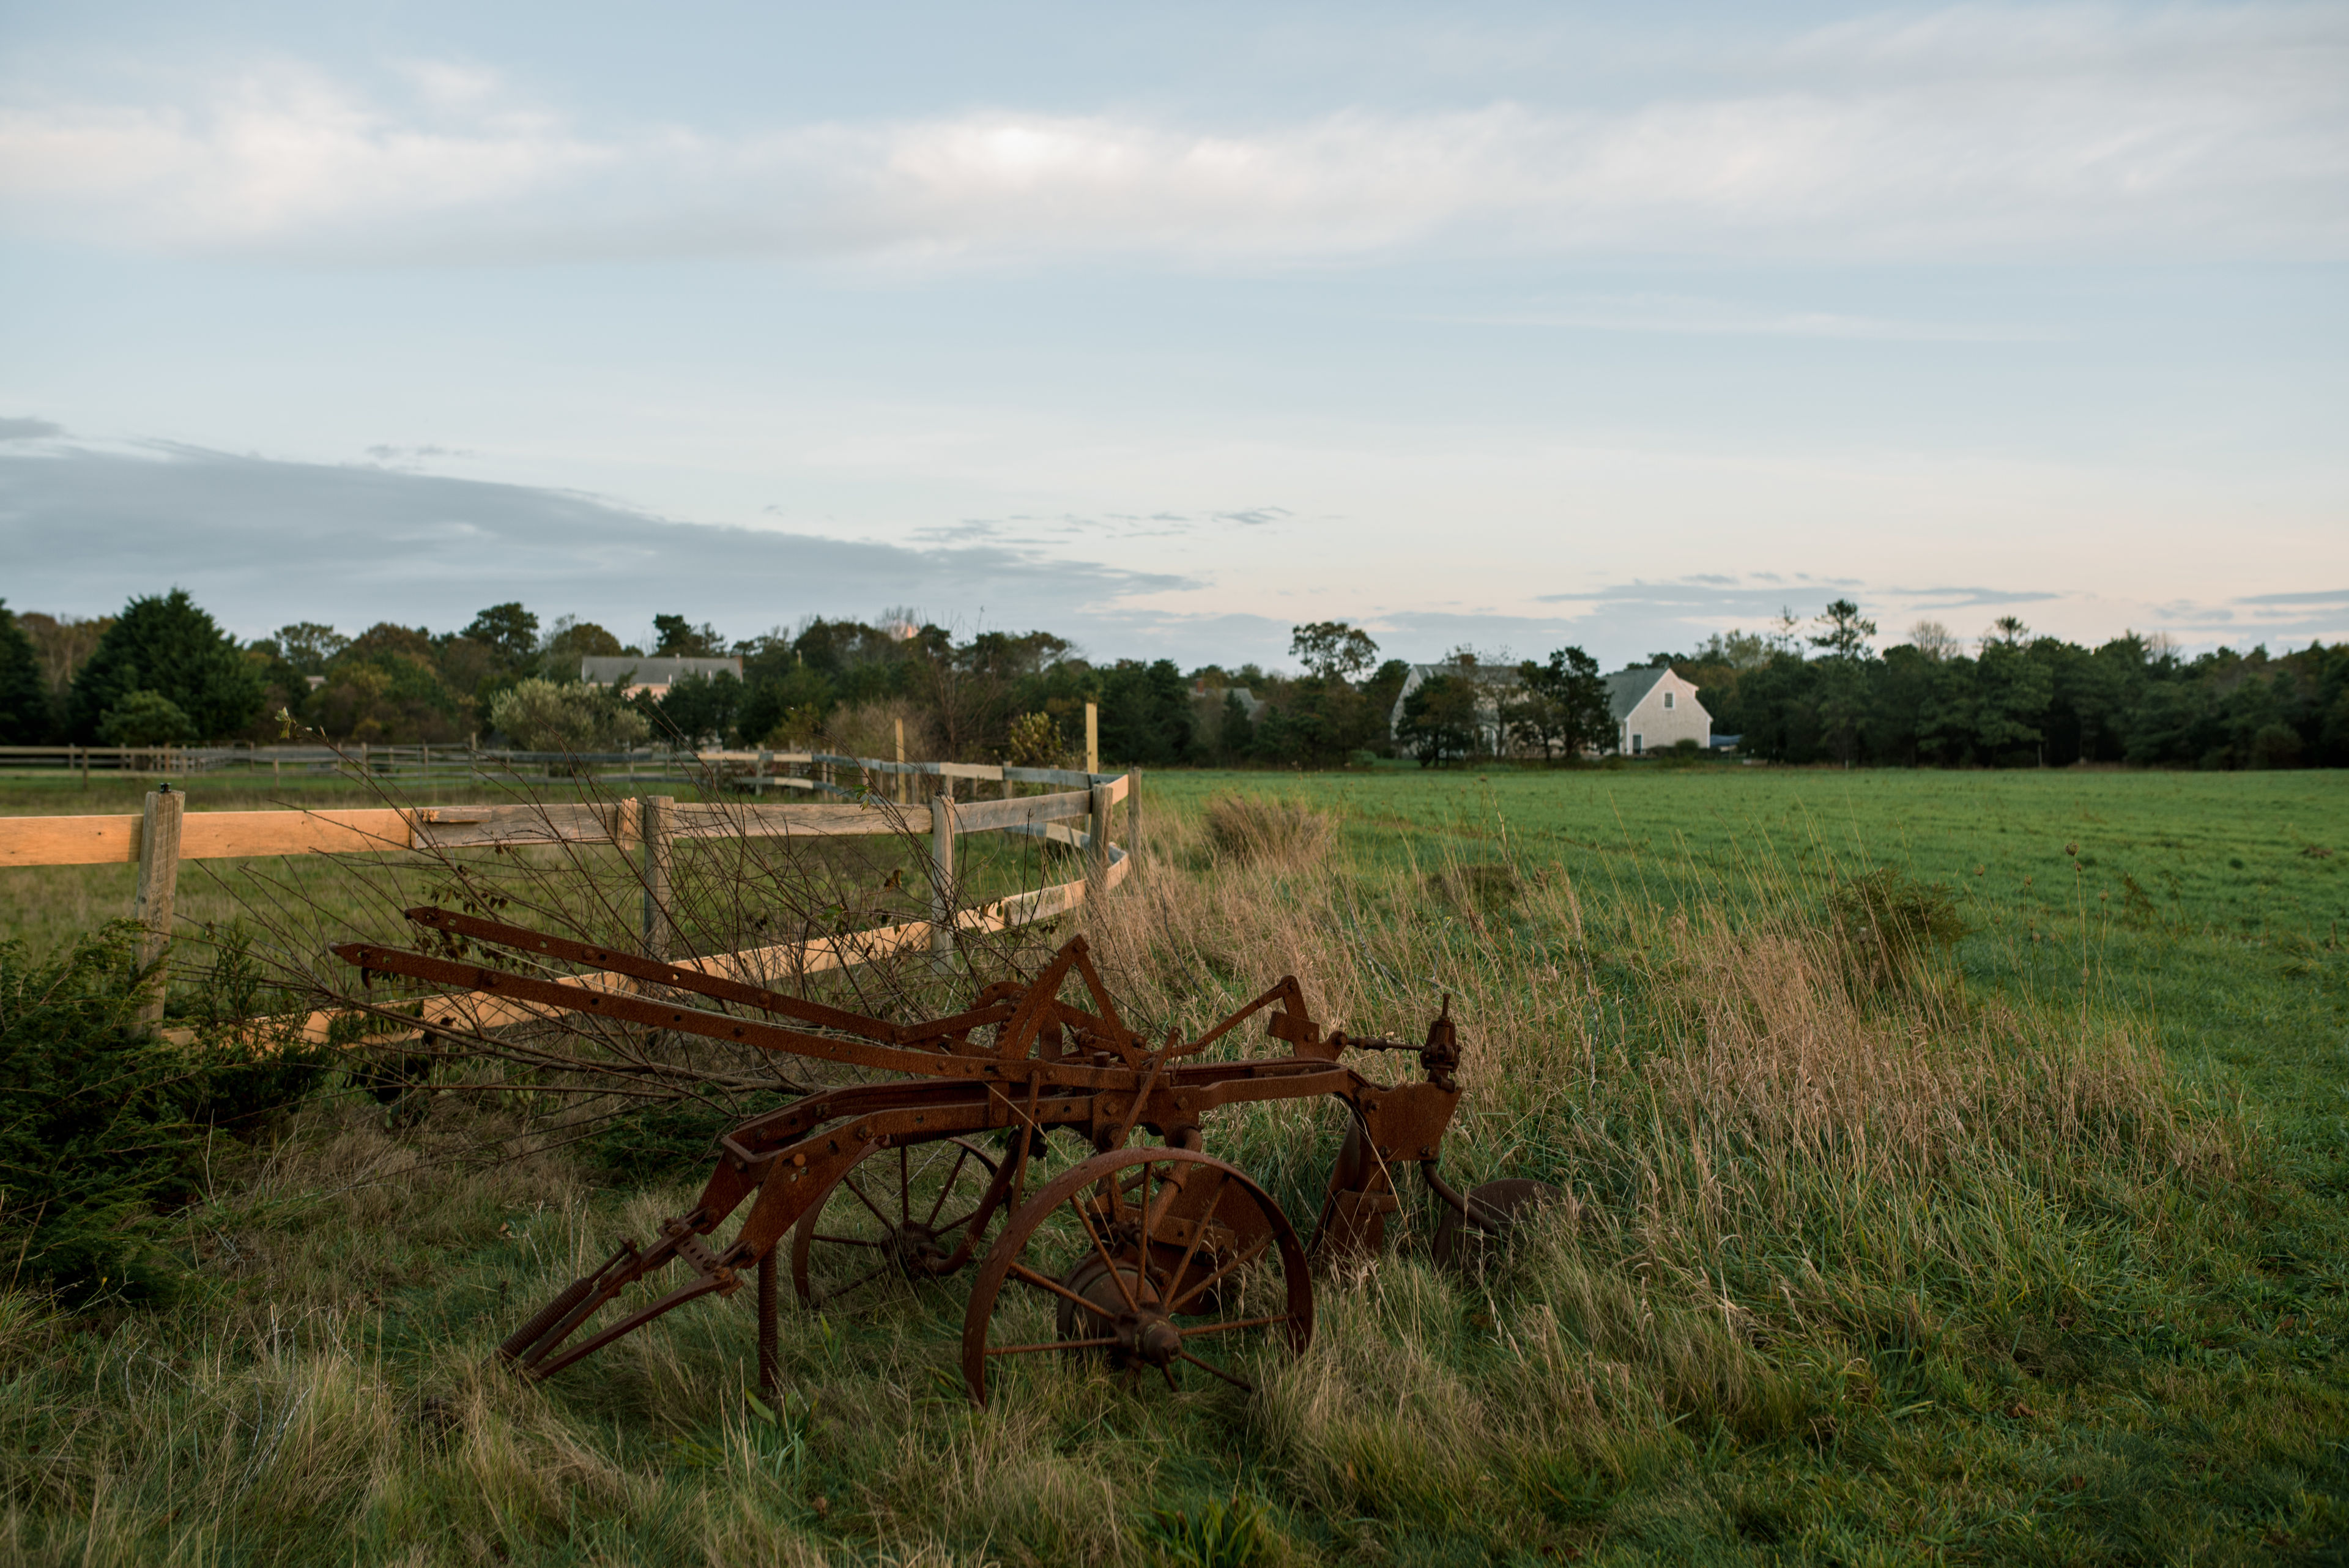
1663, 691, 1675, 710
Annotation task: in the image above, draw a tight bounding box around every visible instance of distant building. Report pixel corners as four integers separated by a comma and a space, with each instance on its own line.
1387, 663, 1523, 752
579, 655, 742, 699
1603, 666, 1711, 756
1190, 680, 1267, 721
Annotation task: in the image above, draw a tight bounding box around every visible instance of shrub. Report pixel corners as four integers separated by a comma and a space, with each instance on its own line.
1003, 710, 1067, 768
489, 677, 650, 752
1827, 866, 1967, 989
2249, 722, 2306, 770
0, 924, 320, 1301
94, 689, 196, 747
1203, 795, 1332, 865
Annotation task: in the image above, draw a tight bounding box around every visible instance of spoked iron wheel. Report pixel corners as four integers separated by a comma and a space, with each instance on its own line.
791, 1136, 1001, 1308
960, 1146, 1312, 1405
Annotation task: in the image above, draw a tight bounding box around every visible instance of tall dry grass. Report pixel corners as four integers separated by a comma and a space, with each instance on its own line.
0, 790, 2253, 1564
1074, 808, 2236, 1523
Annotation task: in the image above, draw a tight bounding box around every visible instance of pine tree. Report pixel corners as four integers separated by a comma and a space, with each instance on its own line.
0, 601, 50, 743
66, 590, 265, 744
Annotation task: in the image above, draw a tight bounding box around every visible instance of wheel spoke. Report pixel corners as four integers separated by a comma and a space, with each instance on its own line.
899, 1144, 911, 1224
1005, 1260, 1121, 1321
926, 1146, 972, 1227
1176, 1350, 1255, 1391
932, 1206, 982, 1236
987, 1336, 1118, 1357
1067, 1195, 1143, 1316
1163, 1170, 1226, 1307
810, 1233, 881, 1247
842, 1173, 893, 1228
1167, 1235, 1270, 1315
816, 1260, 892, 1303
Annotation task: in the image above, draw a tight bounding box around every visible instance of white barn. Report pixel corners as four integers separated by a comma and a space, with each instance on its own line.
1603, 666, 1711, 756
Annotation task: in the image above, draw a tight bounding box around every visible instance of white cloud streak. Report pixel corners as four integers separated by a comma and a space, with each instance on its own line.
2, 6, 2343, 265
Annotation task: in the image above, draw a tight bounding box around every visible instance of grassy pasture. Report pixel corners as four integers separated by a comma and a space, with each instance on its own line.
1149, 764, 2349, 1147
0, 765, 2345, 1565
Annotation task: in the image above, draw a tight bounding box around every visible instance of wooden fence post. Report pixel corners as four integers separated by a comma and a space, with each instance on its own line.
930, 793, 957, 970
135, 787, 184, 1031
1086, 782, 1111, 897
1129, 767, 1143, 872
640, 795, 675, 960
894, 718, 907, 805
1085, 703, 1099, 777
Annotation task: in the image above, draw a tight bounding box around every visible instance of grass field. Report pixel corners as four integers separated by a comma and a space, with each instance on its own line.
2, 763, 2345, 1566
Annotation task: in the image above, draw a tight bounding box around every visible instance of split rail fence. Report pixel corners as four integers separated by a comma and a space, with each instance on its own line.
0, 756, 1143, 1042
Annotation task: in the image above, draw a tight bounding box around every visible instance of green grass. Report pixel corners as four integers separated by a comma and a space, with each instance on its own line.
1, 765, 2345, 1565
1157, 764, 2349, 1150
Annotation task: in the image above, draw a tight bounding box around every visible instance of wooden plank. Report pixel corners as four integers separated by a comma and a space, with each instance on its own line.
951, 790, 1093, 833
671, 801, 900, 839
1001, 765, 1096, 787
641, 795, 675, 960
0, 812, 139, 866
180, 809, 414, 858
412, 804, 610, 849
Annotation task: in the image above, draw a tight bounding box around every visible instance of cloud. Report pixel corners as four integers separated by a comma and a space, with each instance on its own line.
2235, 585, 2349, 605
4, 7, 2343, 266
1887, 585, 2065, 610
1434, 297, 2058, 341
0, 441, 1190, 641
0, 417, 64, 441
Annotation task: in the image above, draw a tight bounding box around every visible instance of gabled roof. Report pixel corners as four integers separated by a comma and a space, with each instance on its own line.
580, 655, 742, 686
1399, 661, 1519, 685
1602, 666, 1669, 722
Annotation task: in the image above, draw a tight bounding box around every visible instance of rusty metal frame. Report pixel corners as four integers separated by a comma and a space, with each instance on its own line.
334, 904, 1478, 1396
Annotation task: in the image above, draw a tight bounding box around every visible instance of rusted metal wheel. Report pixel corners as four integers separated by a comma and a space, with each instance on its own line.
791, 1136, 1001, 1308
1431, 1176, 1562, 1271
959, 1146, 1312, 1405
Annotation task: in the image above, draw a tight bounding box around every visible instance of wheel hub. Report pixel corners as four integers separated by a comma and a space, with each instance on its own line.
1059, 1255, 1188, 1367
883, 1222, 949, 1276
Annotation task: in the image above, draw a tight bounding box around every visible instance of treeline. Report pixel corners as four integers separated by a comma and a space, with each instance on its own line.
1669, 603, 2349, 770
2, 589, 2340, 770
0, 594, 1409, 768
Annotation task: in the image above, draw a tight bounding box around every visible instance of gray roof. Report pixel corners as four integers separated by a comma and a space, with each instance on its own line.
1193, 685, 1267, 718
1603, 666, 1669, 722
581, 655, 742, 685
1400, 661, 1519, 685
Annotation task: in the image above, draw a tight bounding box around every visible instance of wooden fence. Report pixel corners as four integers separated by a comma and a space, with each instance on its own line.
0, 755, 1143, 1040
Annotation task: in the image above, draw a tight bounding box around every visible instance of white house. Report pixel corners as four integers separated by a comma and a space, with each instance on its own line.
1603, 666, 1711, 756
579, 655, 742, 699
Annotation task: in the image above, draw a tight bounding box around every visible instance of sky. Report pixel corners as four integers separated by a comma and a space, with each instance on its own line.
1, 1, 2344, 672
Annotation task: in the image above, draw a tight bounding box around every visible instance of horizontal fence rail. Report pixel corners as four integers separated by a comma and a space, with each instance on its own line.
0, 755, 1143, 1040
0, 743, 1123, 792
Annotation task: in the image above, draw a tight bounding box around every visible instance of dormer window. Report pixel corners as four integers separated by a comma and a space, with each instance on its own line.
1663, 692, 1675, 710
